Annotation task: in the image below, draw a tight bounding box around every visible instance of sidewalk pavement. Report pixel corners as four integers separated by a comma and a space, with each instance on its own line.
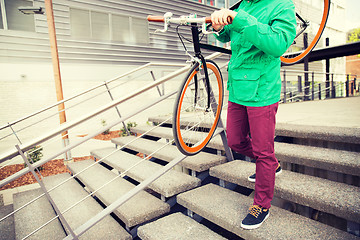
276, 96, 360, 128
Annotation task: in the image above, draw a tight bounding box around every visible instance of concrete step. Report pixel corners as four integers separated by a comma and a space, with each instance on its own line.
0, 204, 15, 240
12, 188, 66, 240
132, 126, 360, 177
276, 142, 360, 177
90, 147, 201, 198
43, 173, 131, 240
137, 212, 227, 240
209, 160, 360, 223
67, 160, 170, 228
148, 115, 360, 146
177, 183, 359, 240
111, 136, 226, 172
131, 125, 224, 150
275, 122, 360, 146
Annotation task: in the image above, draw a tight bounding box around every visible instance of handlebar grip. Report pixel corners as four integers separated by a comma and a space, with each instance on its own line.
205, 16, 232, 24
147, 15, 165, 22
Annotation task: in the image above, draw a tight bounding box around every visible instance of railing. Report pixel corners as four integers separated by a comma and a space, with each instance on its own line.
281, 69, 358, 103
0, 51, 225, 239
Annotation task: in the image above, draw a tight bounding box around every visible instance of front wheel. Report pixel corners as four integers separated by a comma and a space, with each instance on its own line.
173, 60, 224, 156
281, 0, 330, 64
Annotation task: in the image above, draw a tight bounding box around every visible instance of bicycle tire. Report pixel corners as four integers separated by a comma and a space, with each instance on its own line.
173, 59, 224, 156
281, 0, 330, 64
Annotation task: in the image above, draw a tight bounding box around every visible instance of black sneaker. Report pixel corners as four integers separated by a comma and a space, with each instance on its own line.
248, 163, 282, 183
241, 205, 269, 230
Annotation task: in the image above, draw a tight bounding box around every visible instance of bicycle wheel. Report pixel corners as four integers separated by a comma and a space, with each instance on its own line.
173, 59, 224, 156
280, 0, 330, 65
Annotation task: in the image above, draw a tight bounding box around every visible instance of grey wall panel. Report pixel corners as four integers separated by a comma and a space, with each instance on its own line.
1, 0, 223, 64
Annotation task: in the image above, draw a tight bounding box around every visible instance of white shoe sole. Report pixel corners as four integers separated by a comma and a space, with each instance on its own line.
241, 212, 270, 230
248, 168, 282, 183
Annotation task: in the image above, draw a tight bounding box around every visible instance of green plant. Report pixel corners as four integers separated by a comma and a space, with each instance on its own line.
120, 122, 137, 136
25, 145, 44, 170
101, 119, 110, 135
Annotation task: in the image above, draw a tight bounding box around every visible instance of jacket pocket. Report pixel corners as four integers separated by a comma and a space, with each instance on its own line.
230, 68, 261, 102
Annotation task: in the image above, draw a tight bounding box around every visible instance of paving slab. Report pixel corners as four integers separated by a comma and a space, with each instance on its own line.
138, 212, 227, 240
209, 160, 360, 223
276, 96, 360, 128
112, 136, 227, 172
177, 183, 359, 240
67, 160, 170, 228
43, 173, 131, 239
91, 147, 201, 197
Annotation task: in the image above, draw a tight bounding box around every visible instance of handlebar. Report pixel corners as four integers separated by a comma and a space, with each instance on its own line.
147, 12, 226, 34
147, 14, 212, 24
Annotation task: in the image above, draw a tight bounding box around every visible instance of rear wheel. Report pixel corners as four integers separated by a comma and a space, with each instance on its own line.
281, 0, 330, 64
173, 60, 223, 156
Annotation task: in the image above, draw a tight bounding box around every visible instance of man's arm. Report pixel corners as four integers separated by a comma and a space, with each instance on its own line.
231, 6, 297, 57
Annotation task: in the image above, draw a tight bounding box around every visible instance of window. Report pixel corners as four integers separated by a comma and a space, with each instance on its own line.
70, 8, 148, 45
132, 17, 149, 45
112, 15, 130, 43
218, 0, 225, 8
91, 11, 109, 41
0, 0, 35, 31
70, 8, 91, 39
207, 0, 214, 6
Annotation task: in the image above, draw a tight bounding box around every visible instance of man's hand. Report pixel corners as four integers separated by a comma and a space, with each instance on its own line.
211, 8, 237, 31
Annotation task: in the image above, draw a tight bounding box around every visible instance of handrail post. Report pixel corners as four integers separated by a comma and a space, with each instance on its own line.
325, 38, 330, 99
331, 74, 335, 98
311, 72, 315, 101
354, 77, 357, 93
150, 71, 164, 96
104, 82, 130, 136
8, 122, 23, 145
346, 75, 350, 97
304, 33, 309, 101
283, 70, 287, 103
15, 145, 78, 240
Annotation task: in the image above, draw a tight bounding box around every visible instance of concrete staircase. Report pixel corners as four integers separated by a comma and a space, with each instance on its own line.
132, 116, 360, 239
1, 111, 359, 239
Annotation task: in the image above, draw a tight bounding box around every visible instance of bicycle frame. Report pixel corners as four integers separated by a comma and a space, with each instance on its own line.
190, 23, 212, 110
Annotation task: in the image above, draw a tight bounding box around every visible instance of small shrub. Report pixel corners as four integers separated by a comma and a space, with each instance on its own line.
120, 122, 137, 136
101, 119, 110, 135
25, 145, 44, 170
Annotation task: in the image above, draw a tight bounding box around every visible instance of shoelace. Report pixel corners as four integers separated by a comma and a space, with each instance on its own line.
248, 205, 263, 218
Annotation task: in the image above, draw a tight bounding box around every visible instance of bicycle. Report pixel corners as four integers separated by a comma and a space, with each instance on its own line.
147, 0, 330, 156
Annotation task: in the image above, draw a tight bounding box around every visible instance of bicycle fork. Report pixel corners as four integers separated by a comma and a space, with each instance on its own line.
191, 24, 211, 111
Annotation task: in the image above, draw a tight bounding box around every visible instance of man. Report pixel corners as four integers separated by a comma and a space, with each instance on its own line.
211, 0, 296, 230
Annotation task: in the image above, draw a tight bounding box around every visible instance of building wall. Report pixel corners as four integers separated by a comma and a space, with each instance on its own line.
0, 0, 231, 82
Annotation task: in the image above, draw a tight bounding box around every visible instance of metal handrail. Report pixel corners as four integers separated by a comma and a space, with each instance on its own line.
280, 68, 357, 78
0, 51, 222, 185
0, 62, 186, 132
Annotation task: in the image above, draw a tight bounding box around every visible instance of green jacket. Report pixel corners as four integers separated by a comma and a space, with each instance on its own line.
215, 0, 296, 107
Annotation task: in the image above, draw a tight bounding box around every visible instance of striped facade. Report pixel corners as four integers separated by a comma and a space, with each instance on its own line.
0, 0, 346, 81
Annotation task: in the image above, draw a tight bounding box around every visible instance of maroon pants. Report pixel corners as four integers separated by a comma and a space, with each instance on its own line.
226, 101, 279, 209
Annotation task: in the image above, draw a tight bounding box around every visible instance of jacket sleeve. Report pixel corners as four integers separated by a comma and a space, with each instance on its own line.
231, 5, 297, 58
214, 25, 231, 43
